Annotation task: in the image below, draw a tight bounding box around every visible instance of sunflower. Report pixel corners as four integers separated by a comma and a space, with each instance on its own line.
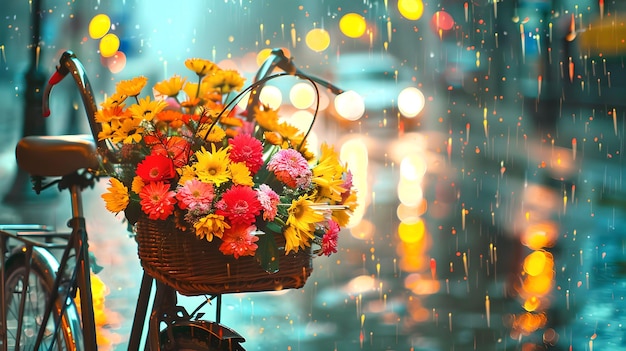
193, 145, 231, 186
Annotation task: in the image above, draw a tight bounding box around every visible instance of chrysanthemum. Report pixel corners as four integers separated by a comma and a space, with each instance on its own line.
229, 162, 254, 186
228, 133, 264, 174
267, 148, 312, 188
194, 213, 229, 241
256, 184, 279, 221
193, 145, 231, 186
286, 194, 323, 240
138, 181, 177, 220
115, 76, 148, 97
101, 178, 129, 213
216, 185, 261, 226
154, 75, 186, 97
128, 96, 168, 122
185, 58, 217, 77
176, 179, 214, 211
219, 224, 259, 258
320, 220, 340, 256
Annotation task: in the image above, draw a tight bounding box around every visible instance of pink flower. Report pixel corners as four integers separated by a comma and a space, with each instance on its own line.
216, 186, 262, 226
139, 181, 177, 220
256, 184, 280, 221
267, 149, 312, 188
228, 133, 264, 174
320, 220, 340, 256
219, 224, 259, 258
176, 179, 214, 211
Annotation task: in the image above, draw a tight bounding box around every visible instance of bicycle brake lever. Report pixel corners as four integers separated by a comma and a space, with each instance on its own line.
42, 51, 74, 117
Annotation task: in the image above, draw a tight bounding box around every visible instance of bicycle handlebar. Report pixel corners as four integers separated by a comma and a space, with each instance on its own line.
43, 49, 344, 162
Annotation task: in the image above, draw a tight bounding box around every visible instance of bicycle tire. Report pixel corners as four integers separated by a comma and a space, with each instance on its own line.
3, 247, 83, 350
159, 322, 245, 351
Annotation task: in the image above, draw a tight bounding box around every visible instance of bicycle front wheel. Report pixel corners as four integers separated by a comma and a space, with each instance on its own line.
3, 247, 82, 350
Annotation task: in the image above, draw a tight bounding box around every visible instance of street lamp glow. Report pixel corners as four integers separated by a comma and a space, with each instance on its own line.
334, 90, 365, 121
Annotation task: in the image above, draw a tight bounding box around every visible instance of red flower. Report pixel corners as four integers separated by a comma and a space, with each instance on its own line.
320, 220, 340, 256
152, 136, 191, 168
228, 133, 264, 174
138, 181, 177, 220
136, 154, 176, 182
216, 186, 262, 226
219, 224, 259, 258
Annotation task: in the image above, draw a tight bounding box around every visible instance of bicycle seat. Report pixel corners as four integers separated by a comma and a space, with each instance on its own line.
15, 135, 100, 177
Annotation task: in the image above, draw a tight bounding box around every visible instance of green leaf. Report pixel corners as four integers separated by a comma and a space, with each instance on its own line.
255, 232, 280, 273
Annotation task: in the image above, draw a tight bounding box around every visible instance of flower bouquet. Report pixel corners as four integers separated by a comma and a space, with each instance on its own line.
98, 55, 357, 295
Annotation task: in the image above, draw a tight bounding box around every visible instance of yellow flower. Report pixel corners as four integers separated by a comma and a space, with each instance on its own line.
131, 176, 145, 195
177, 165, 197, 185
154, 75, 186, 97
286, 194, 323, 237
313, 143, 347, 202
185, 58, 217, 77
263, 131, 283, 145
254, 105, 279, 131
114, 118, 144, 144
101, 178, 129, 213
283, 226, 303, 253
332, 190, 357, 227
196, 124, 226, 143
229, 162, 254, 186
95, 105, 126, 124
128, 96, 168, 122
203, 69, 245, 93
100, 92, 127, 109
116, 76, 148, 96
193, 145, 231, 186
194, 213, 230, 241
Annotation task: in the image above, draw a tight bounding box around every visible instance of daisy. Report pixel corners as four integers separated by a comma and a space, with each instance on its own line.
101, 178, 129, 213
286, 194, 323, 242
193, 145, 231, 186
138, 181, 177, 220
115, 76, 148, 97
154, 75, 186, 97
136, 154, 176, 182
128, 96, 168, 122
185, 58, 217, 77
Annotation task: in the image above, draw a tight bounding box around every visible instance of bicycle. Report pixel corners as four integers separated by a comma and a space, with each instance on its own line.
0, 48, 344, 350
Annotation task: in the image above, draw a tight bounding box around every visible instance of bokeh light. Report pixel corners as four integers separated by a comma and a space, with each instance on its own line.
398, 219, 425, 244
258, 85, 282, 109
400, 154, 427, 181
334, 90, 365, 121
397, 0, 424, 21
431, 11, 455, 32
305, 28, 331, 52
289, 82, 316, 109
339, 13, 367, 38
101, 51, 127, 74
398, 87, 426, 118
88, 14, 111, 40
99, 33, 120, 58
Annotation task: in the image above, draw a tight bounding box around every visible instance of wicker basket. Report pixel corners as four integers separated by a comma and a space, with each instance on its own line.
135, 216, 313, 296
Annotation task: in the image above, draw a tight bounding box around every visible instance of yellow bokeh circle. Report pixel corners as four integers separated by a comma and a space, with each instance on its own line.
398, 0, 424, 21
398, 218, 425, 244
305, 28, 331, 52
340, 13, 367, 38
99, 33, 120, 58
89, 14, 111, 39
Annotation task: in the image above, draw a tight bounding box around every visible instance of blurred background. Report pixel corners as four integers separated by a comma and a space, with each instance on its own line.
1, 0, 625, 350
